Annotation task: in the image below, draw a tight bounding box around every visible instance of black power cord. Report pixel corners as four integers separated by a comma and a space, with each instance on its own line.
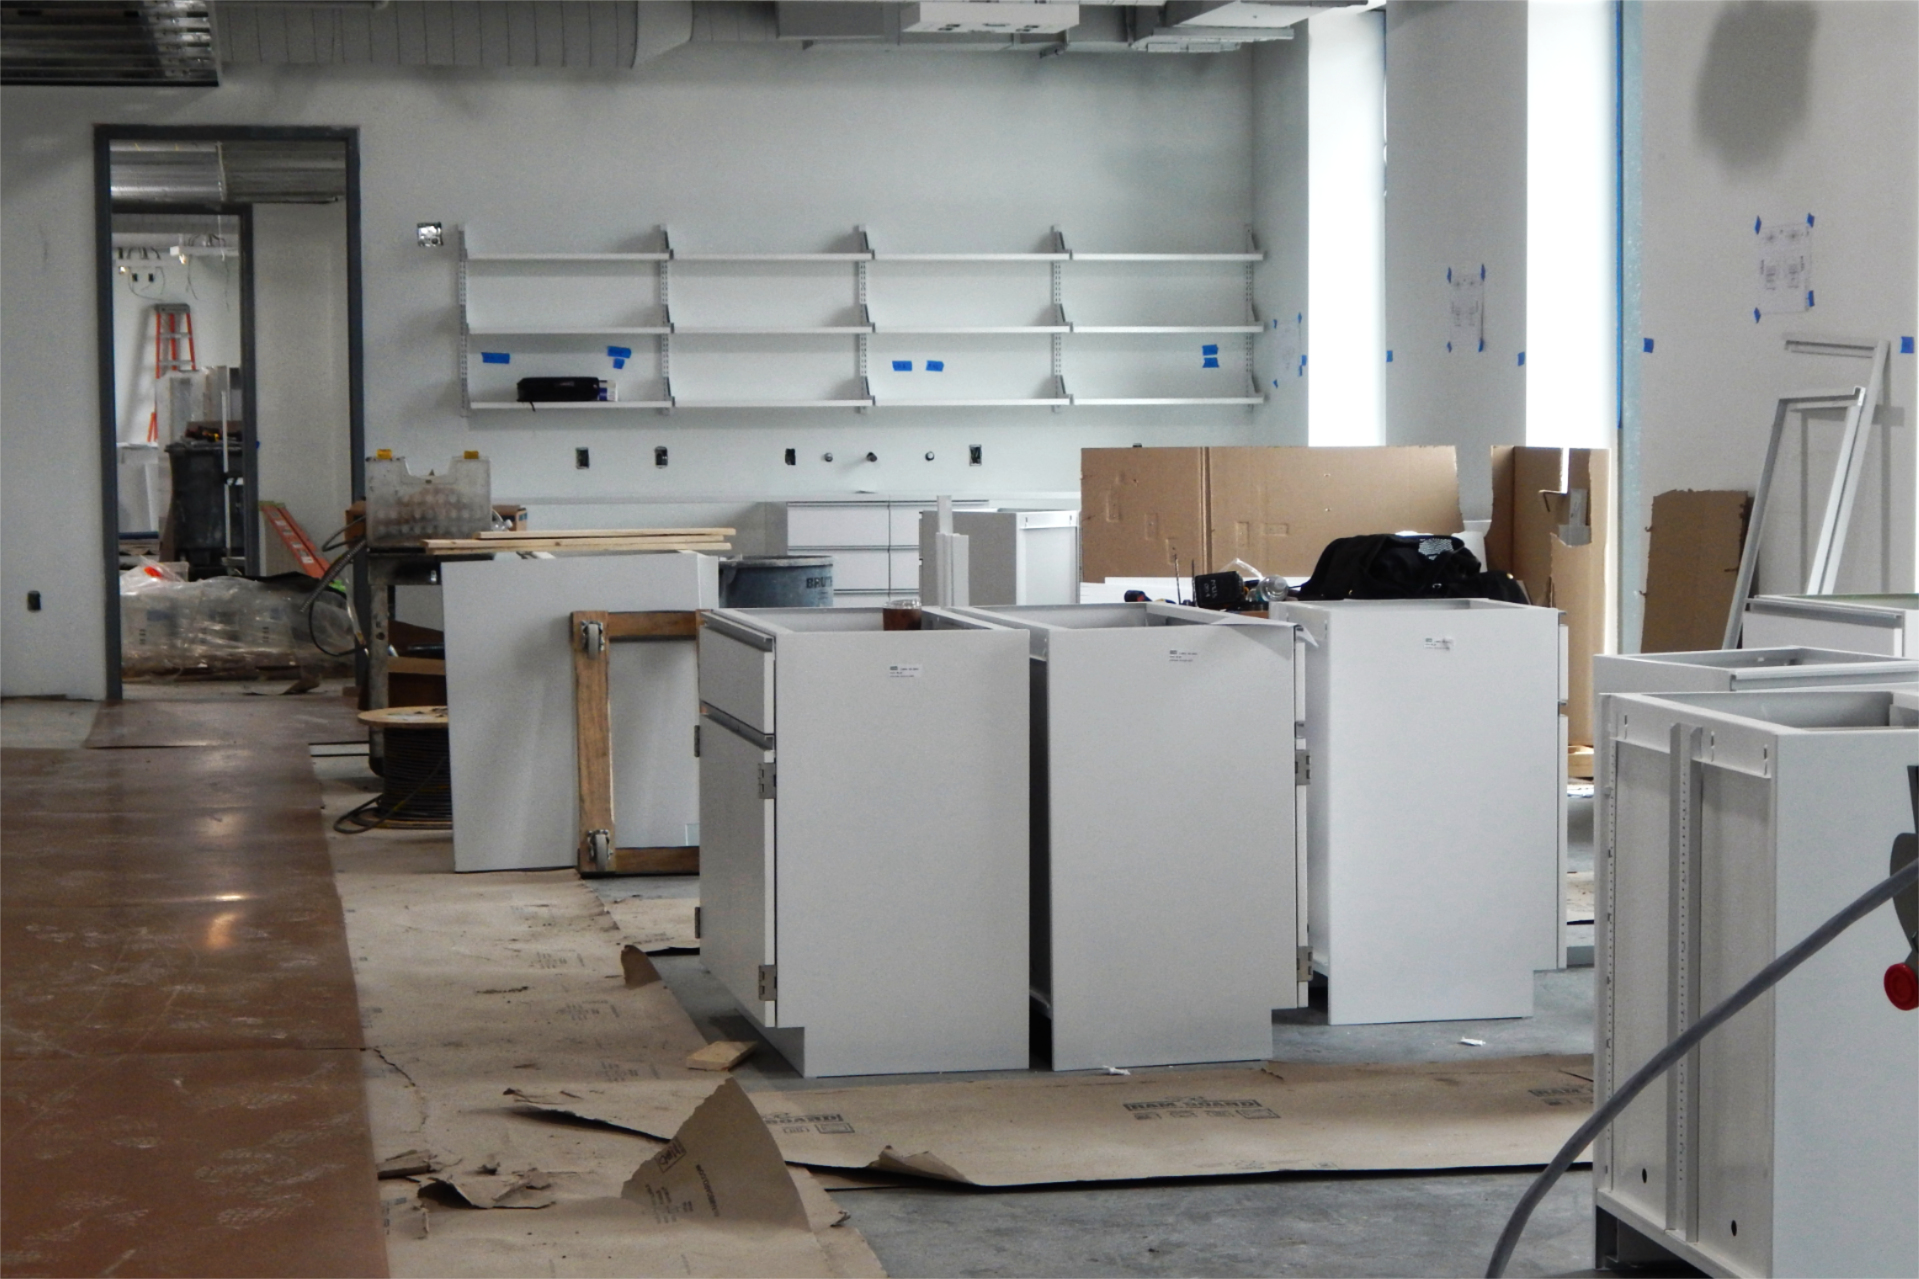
1486, 853, 1919, 1277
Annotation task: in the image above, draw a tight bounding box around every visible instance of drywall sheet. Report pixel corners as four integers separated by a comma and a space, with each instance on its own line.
511, 1054, 1593, 1188
1207, 446, 1464, 576
1489, 447, 1610, 744
441, 552, 718, 871
1640, 490, 1750, 653
1081, 447, 1210, 581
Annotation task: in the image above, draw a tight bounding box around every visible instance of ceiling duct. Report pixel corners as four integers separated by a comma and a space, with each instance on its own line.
213, 1, 690, 69
1133, 0, 1359, 51
109, 138, 347, 204
901, 3, 1079, 35
1, 0, 218, 86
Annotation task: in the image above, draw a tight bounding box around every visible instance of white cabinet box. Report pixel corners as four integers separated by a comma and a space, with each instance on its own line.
1277, 598, 1565, 1024
940, 602, 1302, 1070
698, 606, 1030, 1077
442, 552, 717, 872
1596, 687, 1919, 1279
1741, 593, 1919, 656
1596, 647, 1919, 700
918, 510, 1079, 606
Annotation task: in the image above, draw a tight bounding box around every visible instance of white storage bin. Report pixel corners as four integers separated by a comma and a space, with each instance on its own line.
941, 602, 1303, 1069
1741, 593, 1919, 656
1596, 687, 1919, 1279
1277, 598, 1565, 1024
698, 606, 1030, 1077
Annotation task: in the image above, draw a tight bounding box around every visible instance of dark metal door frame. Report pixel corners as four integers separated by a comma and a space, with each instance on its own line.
93, 124, 364, 700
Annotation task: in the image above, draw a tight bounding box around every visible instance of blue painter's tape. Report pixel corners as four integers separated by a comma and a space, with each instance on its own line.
1273, 378, 1280, 388
1202, 356, 1221, 369
1446, 341, 1453, 353
1806, 213, 1814, 226
892, 359, 912, 372
1446, 267, 1453, 283
606, 345, 633, 359
1517, 351, 1525, 366
1901, 337, 1915, 354
481, 351, 510, 364
1754, 308, 1763, 323
926, 360, 945, 372
1477, 339, 1485, 353
1386, 350, 1394, 363
1202, 343, 1220, 356
1754, 215, 1762, 234
1479, 264, 1486, 280
612, 357, 626, 369
1643, 338, 1655, 353
1300, 355, 1307, 367
1806, 290, 1814, 308
1296, 313, 1302, 323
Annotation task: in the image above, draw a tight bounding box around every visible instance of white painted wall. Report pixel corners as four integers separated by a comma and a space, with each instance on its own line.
1, 46, 1263, 696
1305, 5, 1385, 447
1633, 0, 1918, 618
1382, 0, 1528, 521
1250, 33, 1309, 444
253, 202, 352, 571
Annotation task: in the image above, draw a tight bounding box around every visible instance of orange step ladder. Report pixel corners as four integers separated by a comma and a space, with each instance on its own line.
259, 502, 329, 579
148, 303, 197, 443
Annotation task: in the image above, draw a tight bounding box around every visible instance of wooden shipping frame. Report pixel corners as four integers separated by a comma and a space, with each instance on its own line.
571, 608, 703, 876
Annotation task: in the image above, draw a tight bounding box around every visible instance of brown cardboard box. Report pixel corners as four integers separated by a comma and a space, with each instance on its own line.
1081, 447, 1211, 579
1488, 446, 1611, 747
1640, 489, 1751, 654
1207, 446, 1464, 577
1080, 446, 1463, 583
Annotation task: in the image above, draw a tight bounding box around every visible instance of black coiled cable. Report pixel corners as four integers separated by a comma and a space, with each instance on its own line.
334, 722, 451, 833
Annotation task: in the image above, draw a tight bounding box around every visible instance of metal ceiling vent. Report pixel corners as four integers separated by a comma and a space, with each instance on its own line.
901, 3, 1079, 36
1, 0, 218, 86
109, 138, 347, 204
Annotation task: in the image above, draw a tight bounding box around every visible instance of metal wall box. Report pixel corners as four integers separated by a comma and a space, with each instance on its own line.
443, 552, 717, 872
1596, 646, 1919, 698
1596, 687, 1919, 1278
941, 602, 1303, 1069
1741, 593, 1919, 656
917, 510, 1080, 606
698, 606, 1030, 1077
1278, 598, 1565, 1024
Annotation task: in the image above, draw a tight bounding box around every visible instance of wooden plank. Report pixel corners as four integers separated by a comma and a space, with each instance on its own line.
606, 846, 701, 876
605, 611, 701, 641
475, 527, 735, 540
423, 538, 731, 554
386, 655, 445, 676
572, 610, 615, 874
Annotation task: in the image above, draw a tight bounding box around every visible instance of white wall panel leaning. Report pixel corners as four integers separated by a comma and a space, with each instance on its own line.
1595, 687, 1919, 1279
698, 606, 1029, 1078
939, 602, 1303, 1070
1740, 593, 1919, 657
441, 552, 717, 872
1277, 599, 1564, 1024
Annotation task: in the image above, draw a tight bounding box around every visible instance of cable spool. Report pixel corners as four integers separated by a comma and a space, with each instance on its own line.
340, 706, 451, 833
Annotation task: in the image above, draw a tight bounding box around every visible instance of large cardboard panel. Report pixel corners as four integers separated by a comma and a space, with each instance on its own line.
1080, 447, 1209, 581
1641, 489, 1751, 654
1206, 447, 1464, 577
1554, 451, 1610, 745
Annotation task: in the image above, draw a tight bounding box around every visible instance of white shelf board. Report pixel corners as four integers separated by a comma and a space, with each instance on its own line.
875, 325, 1068, 335
1070, 252, 1264, 262
468, 326, 669, 336
873, 252, 1069, 262
469, 253, 669, 263
1071, 395, 1266, 406
673, 326, 872, 336
1070, 323, 1262, 334
672, 252, 872, 263
469, 400, 673, 411
675, 398, 877, 409
872, 397, 1071, 408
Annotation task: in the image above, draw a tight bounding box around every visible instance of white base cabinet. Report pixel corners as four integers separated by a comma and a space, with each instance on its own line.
698, 606, 1029, 1077
1278, 599, 1565, 1024
1595, 647, 1919, 701
918, 510, 1079, 606
1596, 687, 1919, 1278
941, 602, 1303, 1070
1741, 593, 1919, 656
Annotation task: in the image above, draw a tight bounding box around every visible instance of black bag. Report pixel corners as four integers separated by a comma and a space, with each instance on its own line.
516, 376, 607, 403
1297, 533, 1531, 604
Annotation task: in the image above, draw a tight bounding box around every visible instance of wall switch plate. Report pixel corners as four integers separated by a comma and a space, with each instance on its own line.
784, 448, 797, 466
654, 446, 669, 468
575, 447, 590, 469
969, 445, 983, 466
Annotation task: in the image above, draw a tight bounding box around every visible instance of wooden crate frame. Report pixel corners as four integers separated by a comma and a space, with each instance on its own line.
572, 609, 703, 876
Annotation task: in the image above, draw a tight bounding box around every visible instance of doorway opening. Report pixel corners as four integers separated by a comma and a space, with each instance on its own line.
94, 127, 364, 698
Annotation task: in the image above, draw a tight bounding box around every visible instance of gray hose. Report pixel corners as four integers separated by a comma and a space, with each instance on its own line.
1485, 853, 1919, 1278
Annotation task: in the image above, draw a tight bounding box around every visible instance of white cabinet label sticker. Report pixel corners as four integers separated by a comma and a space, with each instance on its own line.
1168, 649, 1199, 664
888, 664, 923, 679
1423, 636, 1455, 650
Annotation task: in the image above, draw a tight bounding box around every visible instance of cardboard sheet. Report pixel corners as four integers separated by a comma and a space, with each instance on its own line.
1640, 489, 1751, 653
510, 1054, 1594, 1188
1081, 447, 1211, 579
1207, 446, 1464, 577
607, 895, 700, 952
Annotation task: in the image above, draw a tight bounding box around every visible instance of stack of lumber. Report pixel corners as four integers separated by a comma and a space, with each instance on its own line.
421, 527, 733, 554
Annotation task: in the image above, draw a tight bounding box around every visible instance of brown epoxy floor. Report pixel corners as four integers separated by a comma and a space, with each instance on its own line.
1, 694, 387, 1278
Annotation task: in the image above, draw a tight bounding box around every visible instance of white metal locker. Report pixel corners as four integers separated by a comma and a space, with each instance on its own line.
698, 607, 1030, 1077
1277, 598, 1564, 1024
1596, 687, 1919, 1278
941, 602, 1303, 1070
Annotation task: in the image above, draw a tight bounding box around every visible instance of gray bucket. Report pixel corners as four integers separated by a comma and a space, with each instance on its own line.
719, 556, 834, 608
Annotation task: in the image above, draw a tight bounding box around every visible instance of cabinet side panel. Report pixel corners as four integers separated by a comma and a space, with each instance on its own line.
698, 723, 775, 1024
1605, 738, 1674, 1228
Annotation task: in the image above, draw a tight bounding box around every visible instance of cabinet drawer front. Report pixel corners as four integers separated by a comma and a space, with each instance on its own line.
831, 548, 891, 591
700, 627, 774, 733
890, 548, 922, 594
789, 504, 888, 548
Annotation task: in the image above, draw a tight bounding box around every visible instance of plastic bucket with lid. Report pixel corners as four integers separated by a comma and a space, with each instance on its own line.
718, 556, 834, 608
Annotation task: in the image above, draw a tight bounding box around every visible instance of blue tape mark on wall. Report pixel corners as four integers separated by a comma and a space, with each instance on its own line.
1643, 338, 1655, 353
892, 360, 913, 372
611, 358, 626, 369
481, 352, 510, 364
1202, 356, 1221, 369
1754, 308, 1763, 324
1517, 351, 1525, 366
1202, 343, 1220, 356
606, 345, 633, 359
1446, 341, 1453, 353
1479, 264, 1486, 280
1807, 290, 1815, 308
1446, 267, 1453, 283
1386, 350, 1394, 363
926, 360, 945, 372
1477, 339, 1485, 353
1273, 378, 1280, 388
1807, 213, 1815, 226
1902, 337, 1915, 354
1754, 215, 1762, 234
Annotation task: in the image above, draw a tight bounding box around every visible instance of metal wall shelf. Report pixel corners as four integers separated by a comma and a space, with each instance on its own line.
459, 225, 1268, 413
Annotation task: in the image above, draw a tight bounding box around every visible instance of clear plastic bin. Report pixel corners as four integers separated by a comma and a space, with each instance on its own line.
365, 454, 492, 546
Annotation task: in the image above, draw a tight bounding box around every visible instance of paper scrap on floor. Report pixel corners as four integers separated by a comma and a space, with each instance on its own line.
606, 894, 700, 952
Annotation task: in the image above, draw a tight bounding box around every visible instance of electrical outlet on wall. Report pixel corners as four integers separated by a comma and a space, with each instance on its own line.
969, 445, 983, 466
575, 447, 590, 469
654, 446, 669, 468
